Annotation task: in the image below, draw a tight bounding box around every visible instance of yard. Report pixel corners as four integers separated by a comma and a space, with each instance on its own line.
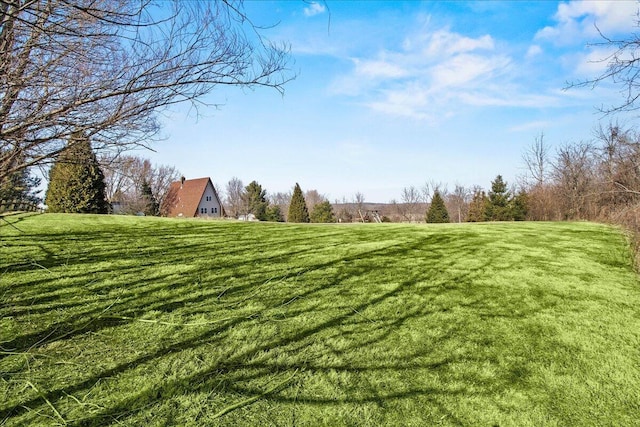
1, 214, 639, 426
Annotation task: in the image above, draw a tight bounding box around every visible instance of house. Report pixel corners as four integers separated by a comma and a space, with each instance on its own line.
238, 213, 257, 221
165, 177, 224, 218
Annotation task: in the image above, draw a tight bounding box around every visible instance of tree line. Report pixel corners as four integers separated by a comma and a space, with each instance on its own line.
521, 125, 640, 228
35, 132, 179, 216
9, 131, 336, 222
6, 120, 640, 230
5, 0, 640, 243
225, 178, 335, 223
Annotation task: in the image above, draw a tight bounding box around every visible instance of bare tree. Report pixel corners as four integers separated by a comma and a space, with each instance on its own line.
521, 132, 555, 221
353, 191, 365, 222
518, 124, 640, 221
335, 196, 354, 223
552, 141, 596, 220
0, 1, 293, 185
420, 182, 432, 204
421, 181, 447, 203
99, 154, 180, 215
101, 155, 138, 203
304, 189, 327, 213
523, 132, 551, 187
400, 185, 421, 222
270, 191, 291, 221
567, 13, 640, 114
592, 122, 640, 210
446, 184, 470, 223
154, 164, 182, 215
225, 176, 245, 218
388, 199, 401, 222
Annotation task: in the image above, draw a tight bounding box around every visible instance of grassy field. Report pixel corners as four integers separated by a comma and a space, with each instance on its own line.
1, 214, 639, 426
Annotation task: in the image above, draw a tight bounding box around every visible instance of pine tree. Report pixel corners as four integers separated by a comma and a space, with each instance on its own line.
0, 157, 41, 211
243, 180, 268, 220
486, 175, 512, 221
288, 183, 310, 223
265, 204, 285, 222
141, 179, 159, 216
45, 133, 108, 213
310, 200, 335, 223
510, 190, 528, 221
467, 189, 488, 222
426, 191, 450, 223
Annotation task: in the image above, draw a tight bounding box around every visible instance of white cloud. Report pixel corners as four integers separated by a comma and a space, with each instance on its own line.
431, 53, 511, 88
331, 25, 544, 122
526, 44, 543, 59
528, 0, 639, 88
570, 46, 617, 77
353, 58, 408, 79
303, 2, 326, 17
533, 2, 639, 83
366, 84, 436, 122
535, 0, 638, 44
421, 31, 495, 56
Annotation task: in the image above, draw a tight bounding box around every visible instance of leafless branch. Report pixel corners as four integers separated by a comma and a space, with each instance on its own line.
0, 0, 294, 184
565, 16, 640, 114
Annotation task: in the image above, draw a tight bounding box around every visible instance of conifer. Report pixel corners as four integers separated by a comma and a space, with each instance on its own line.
0, 154, 41, 209
243, 181, 268, 220
288, 183, 310, 223
486, 175, 511, 221
310, 200, 335, 223
426, 191, 450, 223
265, 204, 285, 222
141, 179, 159, 216
467, 190, 488, 222
45, 133, 108, 213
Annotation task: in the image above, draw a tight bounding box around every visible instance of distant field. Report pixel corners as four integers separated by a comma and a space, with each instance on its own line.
1, 214, 639, 426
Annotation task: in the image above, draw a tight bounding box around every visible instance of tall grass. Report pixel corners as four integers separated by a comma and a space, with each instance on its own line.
1, 214, 639, 426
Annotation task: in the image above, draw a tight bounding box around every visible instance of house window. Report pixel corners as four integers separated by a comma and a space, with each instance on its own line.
206, 196, 212, 201
204, 207, 207, 214
200, 207, 204, 214
214, 207, 217, 213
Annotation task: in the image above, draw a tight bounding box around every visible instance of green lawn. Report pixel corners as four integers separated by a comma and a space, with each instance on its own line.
1, 214, 639, 426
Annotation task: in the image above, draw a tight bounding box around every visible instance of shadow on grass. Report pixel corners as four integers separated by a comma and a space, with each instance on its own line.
1, 217, 574, 426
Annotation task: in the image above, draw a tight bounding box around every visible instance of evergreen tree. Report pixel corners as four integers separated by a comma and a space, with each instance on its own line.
141, 179, 159, 216
310, 200, 336, 223
288, 183, 310, 223
243, 180, 268, 220
426, 191, 450, 223
486, 175, 511, 221
0, 158, 41, 210
510, 190, 528, 221
467, 189, 488, 222
45, 134, 108, 213
265, 204, 285, 222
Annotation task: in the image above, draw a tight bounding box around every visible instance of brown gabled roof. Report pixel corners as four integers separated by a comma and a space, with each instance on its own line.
165, 177, 222, 218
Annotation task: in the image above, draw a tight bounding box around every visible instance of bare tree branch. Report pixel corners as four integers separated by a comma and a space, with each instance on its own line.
566, 14, 640, 114
0, 0, 294, 184
522, 132, 550, 187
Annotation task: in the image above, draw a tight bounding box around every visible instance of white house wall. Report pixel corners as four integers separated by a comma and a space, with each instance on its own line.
197, 182, 222, 217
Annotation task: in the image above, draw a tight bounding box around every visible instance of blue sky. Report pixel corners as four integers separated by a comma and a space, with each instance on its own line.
150, 1, 639, 203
